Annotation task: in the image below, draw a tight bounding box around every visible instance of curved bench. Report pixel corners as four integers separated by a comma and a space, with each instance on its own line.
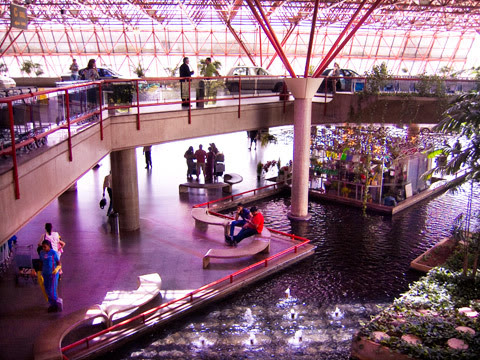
101, 273, 162, 326
179, 182, 230, 193
191, 207, 229, 233
203, 228, 271, 268
34, 273, 161, 360
223, 173, 243, 193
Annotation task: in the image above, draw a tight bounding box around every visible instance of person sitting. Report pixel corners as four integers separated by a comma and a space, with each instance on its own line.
384, 194, 397, 207
226, 203, 252, 241
226, 206, 264, 246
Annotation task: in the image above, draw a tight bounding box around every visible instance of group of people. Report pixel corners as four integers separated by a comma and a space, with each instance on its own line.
184, 143, 223, 183
36, 223, 64, 313
225, 203, 265, 246
179, 57, 220, 108
70, 58, 100, 81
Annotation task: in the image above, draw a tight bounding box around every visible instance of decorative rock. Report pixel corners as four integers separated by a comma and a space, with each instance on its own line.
447, 338, 468, 350
373, 331, 390, 342
401, 334, 422, 345
465, 311, 478, 318
455, 326, 475, 335
458, 307, 479, 318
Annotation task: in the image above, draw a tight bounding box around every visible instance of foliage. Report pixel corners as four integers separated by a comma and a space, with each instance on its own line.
416, 73, 447, 97
259, 133, 277, 147
363, 62, 393, 95
425, 91, 480, 185
358, 267, 480, 360
109, 83, 135, 104
0, 63, 7, 73
197, 58, 222, 77
132, 63, 146, 77
20, 60, 44, 76
164, 65, 179, 77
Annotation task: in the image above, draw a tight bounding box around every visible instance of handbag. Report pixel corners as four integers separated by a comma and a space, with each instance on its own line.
99, 197, 107, 209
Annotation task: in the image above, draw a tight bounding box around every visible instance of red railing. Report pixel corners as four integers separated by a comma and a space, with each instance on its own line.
60, 185, 311, 359
0, 75, 289, 199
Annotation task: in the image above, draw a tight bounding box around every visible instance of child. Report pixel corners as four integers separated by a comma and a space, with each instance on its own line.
39, 240, 62, 312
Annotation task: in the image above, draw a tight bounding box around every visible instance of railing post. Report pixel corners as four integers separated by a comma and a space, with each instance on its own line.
238, 77, 241, 118
65, 90, 73, 161
98, 82, 103, 141
8, 101, 20, 199
230, 275, 233, 283
136, 80, 140, 130
188, 79, 192, 124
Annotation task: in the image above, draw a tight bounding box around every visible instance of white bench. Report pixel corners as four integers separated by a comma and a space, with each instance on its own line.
223, 173, 243, 193
191, 207, 230, 233
96, 273, 162, 326
203, 228, 271, 268
179, 182, 230, 193
34, 273, 161, 360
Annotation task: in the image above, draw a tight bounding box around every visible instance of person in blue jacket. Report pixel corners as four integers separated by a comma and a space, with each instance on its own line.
39, 239, 62, 313
226, 203, 252, 242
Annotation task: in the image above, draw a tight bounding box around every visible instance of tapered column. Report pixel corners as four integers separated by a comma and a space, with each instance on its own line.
285, 78, 323, 221
110, 148, 140, 231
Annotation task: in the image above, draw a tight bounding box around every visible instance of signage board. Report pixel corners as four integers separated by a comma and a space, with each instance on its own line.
10, 4, 28, 30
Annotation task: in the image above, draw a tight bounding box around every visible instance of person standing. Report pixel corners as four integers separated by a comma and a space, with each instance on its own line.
38, 223, 65, 258
143, 145, 152, 169
69, 59, 79, 80
226, 203, 252, 241
179, 57, 194, 107
39, 239, 62, 312
103, 171, 113, 216
204, 57, 220, 77
227, 206, 264, 246
331, 62, 341, 94
205, 146, 215, 183
184, 146, 196, 179
194, 144, 207, 181
83, 59, 100, 81
84, 59, 100, 109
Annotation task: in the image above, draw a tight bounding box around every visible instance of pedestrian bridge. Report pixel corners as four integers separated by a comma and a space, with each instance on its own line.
0, 82, 448, 245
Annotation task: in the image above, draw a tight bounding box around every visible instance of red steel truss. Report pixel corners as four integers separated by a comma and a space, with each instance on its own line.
0, 1, 479, 77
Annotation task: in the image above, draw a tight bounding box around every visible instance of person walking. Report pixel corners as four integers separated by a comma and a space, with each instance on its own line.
69, 59, 79, 80
194, 144, 207, 181
39, 239, 62, 312
248, 130, 258, 150
38, 223, 65, 258
179, 57, 194, 108
103, 171, 113, 216
143, 145, 152, 169
227, 206, 264, 246
184, 146, 196, 179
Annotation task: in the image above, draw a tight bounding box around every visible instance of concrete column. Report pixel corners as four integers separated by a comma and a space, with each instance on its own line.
285, 78, 323, 221
110, 148, 140, 231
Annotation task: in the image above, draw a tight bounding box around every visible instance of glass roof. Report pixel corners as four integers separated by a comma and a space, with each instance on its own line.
1, 1, 479, 77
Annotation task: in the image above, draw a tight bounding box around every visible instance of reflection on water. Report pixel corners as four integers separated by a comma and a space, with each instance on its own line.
109, 183, 480, 360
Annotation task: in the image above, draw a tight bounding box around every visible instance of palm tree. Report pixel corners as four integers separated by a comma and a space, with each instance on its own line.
426, 91, 480, 278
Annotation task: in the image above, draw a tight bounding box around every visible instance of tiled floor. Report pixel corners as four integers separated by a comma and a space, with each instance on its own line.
0, 128, 296, 360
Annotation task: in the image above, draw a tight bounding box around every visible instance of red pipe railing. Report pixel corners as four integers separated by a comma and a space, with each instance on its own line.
61, 185, 310, 358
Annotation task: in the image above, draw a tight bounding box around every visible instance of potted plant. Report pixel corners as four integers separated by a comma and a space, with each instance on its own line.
257, 162, 263, 180
108, 83, 135, 113
132, 63, 146, 78
20, 60, 44, 77
198, 58, 224, 104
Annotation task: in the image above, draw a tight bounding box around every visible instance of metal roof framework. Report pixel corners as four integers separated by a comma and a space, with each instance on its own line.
0, 0, 479, 77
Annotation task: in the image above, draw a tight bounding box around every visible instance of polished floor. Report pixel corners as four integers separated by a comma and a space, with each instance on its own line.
0, 129, 296, 360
